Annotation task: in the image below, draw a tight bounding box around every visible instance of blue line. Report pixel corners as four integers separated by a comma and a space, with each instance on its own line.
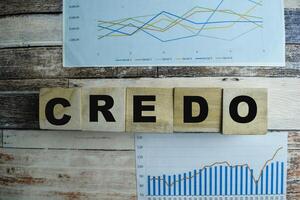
271, 163, 274, 195
199, 169, 202, 196
235, 166, 238, 195
230, 167, 233, 195
209, 167, 212, 196
276, 162, 279, 194
158, 176, 161, 196
245, 167, 248, 195
240, 166, 243, 195
148, 176, 151, 196
204, 168, 207, 196
194, 170, 197, 195
174, 175, 176, 196
266, 165, 269, 195
281, 162, 284, 194
168, 176, 171, 195
250, 169, 253, 195
215, 166, 217, 196
163, 175, 166, 196
189, 172, 192, 196
220, 166, 222, 196
179, 174, 181, 196
184, 173, 187, 195
225, 166, 228, 195
260, 171, 263, 195
153, 176, 156, 196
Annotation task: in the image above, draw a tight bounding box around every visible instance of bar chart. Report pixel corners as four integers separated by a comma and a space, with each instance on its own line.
135, 133, 287, 200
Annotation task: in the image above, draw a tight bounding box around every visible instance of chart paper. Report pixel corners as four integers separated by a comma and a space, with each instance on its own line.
63, 0, 285, 67
135, 133, 287, 199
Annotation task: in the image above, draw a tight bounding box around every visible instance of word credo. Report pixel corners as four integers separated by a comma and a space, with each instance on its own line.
39, 87, 267, 135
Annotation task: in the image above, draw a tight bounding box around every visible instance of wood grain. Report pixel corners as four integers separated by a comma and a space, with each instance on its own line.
0, 0, 62, 16
0, 9, 299, 49
0, 93, 39, 129
0, 0, 298, 16
0, 14, 62, 48
0, 79, 68, 92
1, 45, 300, 80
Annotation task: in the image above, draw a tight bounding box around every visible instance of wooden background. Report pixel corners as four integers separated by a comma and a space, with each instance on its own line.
0, 0, 300, 199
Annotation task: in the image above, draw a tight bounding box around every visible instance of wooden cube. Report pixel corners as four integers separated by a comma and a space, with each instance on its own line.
39, 88, 81, 130
222, 88, 268, 135
81, 88, 126, 132
174, 88, 222, 132
126, 88, 173, 133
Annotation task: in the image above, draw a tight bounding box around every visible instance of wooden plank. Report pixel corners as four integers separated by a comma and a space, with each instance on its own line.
0, 14, 62, 48
1, 45, 300, 80
0, 147, 299, 199
0, 47, 157, 80
0, 148, 136, 200
285, 0, 300, 8
1, 78, 300, 130
0, 79, 68, 92
2, 130, 298, 150
0, 0, 298, 16
3, 130, 134, 150
0, 130, 2, 148
0, 0, 62, 16
0, 93, 39, 129
0, 9, 299, 48
70, 77, 300, 130
285, 8, 300, 44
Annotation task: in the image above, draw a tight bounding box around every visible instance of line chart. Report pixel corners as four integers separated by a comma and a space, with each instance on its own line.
63, 0, 285, 67
97, 0, 263, 42
135, 133, 287, 199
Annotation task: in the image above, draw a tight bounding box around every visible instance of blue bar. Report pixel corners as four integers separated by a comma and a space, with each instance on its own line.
240, 166, 243, 195
225, 166, 228, 195
255, 179, 258, 195
199, 169, 202, 195
194, 170, 197, 195
271, 163, 274, 195
235, 166, 238, 195
260, 171, 263, 195
209, 167, 212, 196
158, 176, 161, 196
189, 172, 192, 196
266, 165, 269, 195
250, 169, 254, 195
168, 176, 171, 195
153, 176, 156, 196
179, 174, 181, 196
276, 162, 279, 194
245, 167, 248, 195
281, 162, 284, 194
215, 166, 217, 196
230, 167, 233, 195
220, 166, 222, 196
184, 173, 187, 195
204, 168, 207, 196
174, 175, 176, 196
163, 175, 166, 196
189, 171, 192, 196
148, 176, 151, 196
